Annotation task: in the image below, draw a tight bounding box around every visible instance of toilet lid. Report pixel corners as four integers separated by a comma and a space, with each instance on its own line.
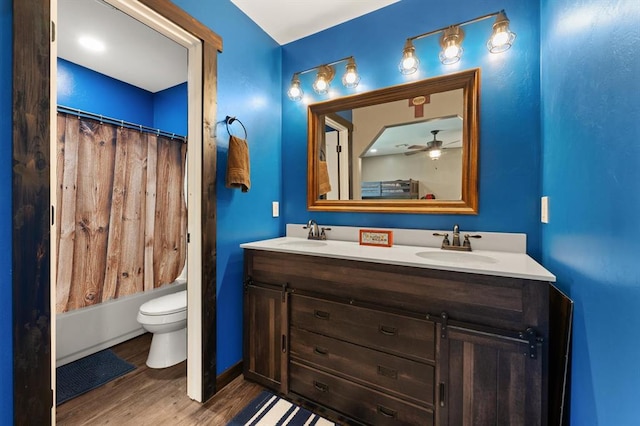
139, 290, 187, 316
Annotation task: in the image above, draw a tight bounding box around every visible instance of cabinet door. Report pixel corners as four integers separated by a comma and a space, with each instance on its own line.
243, 282, 287, 392
438, 325, 543, 426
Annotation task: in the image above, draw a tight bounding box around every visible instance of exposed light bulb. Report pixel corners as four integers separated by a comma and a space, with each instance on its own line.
287, 74, 303, 101
399, 39, 419, 75
313, 66, 334, 95
429, 149, 442, 159
487, 11, 516, 53
342, 58, 360, 89
439, 26, 464, 65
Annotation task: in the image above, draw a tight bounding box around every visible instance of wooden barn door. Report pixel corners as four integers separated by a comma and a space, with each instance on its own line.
55, 113, 187, 313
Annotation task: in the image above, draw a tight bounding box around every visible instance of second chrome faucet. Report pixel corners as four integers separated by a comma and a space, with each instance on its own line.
434, 224, 481, 251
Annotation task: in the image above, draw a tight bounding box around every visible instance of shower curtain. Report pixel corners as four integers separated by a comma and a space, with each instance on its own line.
55, 112, 187, 313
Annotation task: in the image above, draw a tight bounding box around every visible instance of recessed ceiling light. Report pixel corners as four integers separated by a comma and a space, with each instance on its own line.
78, 36, 105, 53
370, 148, 378, 153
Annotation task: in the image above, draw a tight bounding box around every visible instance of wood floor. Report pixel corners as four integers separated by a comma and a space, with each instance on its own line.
56, 334, 264, 425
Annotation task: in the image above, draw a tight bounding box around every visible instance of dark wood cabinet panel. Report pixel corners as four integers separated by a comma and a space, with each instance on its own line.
438, 325, 543, 426
243, 282, 286, 391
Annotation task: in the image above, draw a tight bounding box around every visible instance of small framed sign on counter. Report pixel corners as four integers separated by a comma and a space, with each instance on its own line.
359, 229, 393, 247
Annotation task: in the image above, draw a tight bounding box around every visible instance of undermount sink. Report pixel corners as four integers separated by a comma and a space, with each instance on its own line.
415, 251, 498, 264
278, 240, 328, 248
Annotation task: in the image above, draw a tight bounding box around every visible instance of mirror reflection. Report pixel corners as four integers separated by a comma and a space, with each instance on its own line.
309, 69, 479, 214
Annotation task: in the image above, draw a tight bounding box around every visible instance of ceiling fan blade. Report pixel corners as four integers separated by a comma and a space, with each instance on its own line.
443, 139, 461, 147
407, 144, 428, 150
404, 149, 425, 156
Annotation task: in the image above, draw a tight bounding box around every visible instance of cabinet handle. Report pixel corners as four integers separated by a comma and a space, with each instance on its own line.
314, 310, 330, 320
377, 405, 397, 418
377, 365, 398, 379
313, 346, 329, 356
313, 380, 329, 393
439, 382, 446, 407
281, 335, 287, 353
378, 325, 397, 336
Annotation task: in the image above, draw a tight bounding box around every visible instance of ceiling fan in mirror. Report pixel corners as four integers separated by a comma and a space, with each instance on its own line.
405, 130, 459, 160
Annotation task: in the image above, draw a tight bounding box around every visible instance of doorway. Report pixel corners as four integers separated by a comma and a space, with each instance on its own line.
12, 1, 221, 423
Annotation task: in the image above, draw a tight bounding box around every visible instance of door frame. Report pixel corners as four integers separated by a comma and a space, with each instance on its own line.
12, 1, 222, 423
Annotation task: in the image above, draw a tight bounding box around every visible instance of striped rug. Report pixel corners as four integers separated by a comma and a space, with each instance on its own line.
228, 391, 335, 426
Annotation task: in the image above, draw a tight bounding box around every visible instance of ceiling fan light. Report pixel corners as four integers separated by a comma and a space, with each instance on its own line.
287, 74, 303, 101
399, 39, 419, 75
439, 26, 464, 65
487, 11, 516, 53
429, 149, 442, 159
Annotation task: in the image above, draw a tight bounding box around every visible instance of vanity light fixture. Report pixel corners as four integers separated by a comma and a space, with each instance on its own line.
487, 11, 517, 53
399, 39, 419, 75
439, 26, 465, 65
399, 9, 516, 74
287, 73, 303, 101
287, 56, 360, 101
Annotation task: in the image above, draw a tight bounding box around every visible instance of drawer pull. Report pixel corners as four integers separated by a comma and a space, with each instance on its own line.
377, 365, 398, 379
378, 325, 397, 336
313, 346, 329, 356
377, 405, 397, 419
439, 382, 446, 407
314, 310, 331, 320
313, 380, 329, 393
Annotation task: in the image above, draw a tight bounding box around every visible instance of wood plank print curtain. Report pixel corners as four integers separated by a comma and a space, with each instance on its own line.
55, 112, 187, 313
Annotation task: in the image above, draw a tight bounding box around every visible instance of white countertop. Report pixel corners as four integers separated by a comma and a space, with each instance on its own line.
240, 236, 556, 282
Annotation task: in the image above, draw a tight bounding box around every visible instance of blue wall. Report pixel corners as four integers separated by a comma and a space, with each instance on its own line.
154, 82, 188, 135
282, 0, 543, 257
171, 0, 283, 374
540, 0, 640, 424
58, 58, 188, 135
58, 58, 155, 126
0, 0, 12, 422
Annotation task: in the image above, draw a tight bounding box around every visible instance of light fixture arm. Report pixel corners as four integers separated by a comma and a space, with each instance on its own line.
293, 56, 355, 77
408, 10, 504, 43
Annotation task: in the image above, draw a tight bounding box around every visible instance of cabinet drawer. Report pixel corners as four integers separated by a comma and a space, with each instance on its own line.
290, 328, 434, 407
291, 294, 435, 362
290, 361, 433, 426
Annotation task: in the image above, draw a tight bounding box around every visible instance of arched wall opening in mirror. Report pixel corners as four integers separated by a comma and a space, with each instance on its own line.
308, 68, 479, 214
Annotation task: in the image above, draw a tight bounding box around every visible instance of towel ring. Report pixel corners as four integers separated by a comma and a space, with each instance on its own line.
225, 116, 247, 140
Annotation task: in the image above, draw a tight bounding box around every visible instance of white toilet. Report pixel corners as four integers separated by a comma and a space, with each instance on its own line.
137, 289, 187, 368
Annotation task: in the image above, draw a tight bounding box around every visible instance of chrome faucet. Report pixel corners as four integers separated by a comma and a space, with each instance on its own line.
433, 224, 481, 251
452, 224, 460, 247
303, 220, 331, 240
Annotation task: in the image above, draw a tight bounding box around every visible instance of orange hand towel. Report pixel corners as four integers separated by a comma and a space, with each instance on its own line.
318, 160, 331, 196
226, 135, 251, 192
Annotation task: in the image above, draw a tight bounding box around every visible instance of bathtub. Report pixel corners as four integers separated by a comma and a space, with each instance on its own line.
56, 278, 187, 366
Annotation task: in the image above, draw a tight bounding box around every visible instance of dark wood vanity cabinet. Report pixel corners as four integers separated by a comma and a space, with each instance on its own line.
243, 249, 562, 426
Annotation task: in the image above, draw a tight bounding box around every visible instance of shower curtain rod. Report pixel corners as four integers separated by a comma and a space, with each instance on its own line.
57, 105, 187, 143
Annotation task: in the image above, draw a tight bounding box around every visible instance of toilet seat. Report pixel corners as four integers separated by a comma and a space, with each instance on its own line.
139, 290, 187, 316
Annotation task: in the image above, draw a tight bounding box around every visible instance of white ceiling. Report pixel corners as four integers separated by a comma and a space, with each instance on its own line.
58, 0, 188, 93
230, 0, 400, 45
57, 0, 398, 93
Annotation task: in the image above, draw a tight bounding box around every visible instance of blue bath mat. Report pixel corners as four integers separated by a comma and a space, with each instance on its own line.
228, 390, 335, 425
56, 349, 136, 405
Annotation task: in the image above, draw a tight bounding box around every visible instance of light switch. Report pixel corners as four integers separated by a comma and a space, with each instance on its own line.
272, 201, 279, 218
541, 196, 549, 223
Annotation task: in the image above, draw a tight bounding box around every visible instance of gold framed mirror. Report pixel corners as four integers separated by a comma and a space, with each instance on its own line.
308, 68, 479, 214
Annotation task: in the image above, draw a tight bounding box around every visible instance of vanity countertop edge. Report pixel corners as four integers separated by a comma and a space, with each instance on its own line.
240, 236, 556, 282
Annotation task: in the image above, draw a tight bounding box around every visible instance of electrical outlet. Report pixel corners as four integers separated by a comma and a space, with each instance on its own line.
272, 201, 279, 218
541, 196, 549, 223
